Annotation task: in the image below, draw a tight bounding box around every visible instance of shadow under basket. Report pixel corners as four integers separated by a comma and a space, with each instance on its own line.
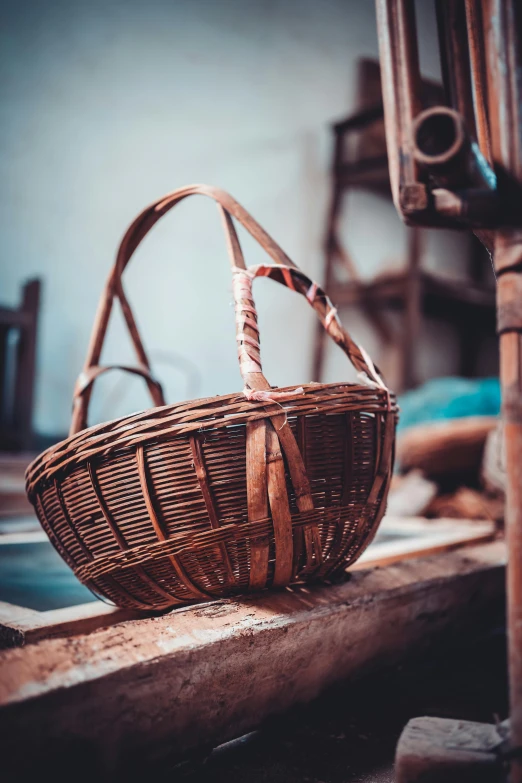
25, 185, 397, 610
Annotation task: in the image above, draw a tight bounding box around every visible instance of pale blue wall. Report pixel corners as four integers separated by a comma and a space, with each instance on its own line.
0, 0, 470, 436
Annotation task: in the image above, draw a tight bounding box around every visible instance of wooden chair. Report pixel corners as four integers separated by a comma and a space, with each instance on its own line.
0, 279, 40, 451
312, 59, 496, 392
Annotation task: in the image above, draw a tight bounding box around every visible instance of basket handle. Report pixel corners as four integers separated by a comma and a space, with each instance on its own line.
71, 185, 386, 435
71, 364, 165, 431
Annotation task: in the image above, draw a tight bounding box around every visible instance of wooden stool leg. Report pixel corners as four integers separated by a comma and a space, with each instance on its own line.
401, 226, 422, 391
483, 4, 522, 778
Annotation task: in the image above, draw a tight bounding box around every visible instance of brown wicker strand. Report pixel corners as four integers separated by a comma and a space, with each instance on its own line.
52, 479, 99, 594
246, 419, 270, 590
135, 445, 209, 601
26, 384, 392, 495
73, 505, 355, 585
189, 436, 236, 586
265, 420, 294, 587
87, 461, 177, 607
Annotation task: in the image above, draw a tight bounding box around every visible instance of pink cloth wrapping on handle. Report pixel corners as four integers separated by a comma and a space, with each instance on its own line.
233, 261, 386, 403
243, 386, 305, 403
232, 268, 263, 376
232, 268, 307, 403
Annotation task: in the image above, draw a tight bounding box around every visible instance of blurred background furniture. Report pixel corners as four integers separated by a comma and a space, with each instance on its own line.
373, 0, 522, 779
0, 279, 40, 451
312, 59, 496, 392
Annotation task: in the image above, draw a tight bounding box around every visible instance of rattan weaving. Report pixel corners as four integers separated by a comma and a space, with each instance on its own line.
26, 185, 398, 610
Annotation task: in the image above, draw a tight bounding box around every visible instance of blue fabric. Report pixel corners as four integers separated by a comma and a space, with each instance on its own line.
397, 377, 500, 432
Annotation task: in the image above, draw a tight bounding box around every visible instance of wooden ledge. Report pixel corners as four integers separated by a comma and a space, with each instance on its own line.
0, 541, 506, 777
0, 516, 496, 649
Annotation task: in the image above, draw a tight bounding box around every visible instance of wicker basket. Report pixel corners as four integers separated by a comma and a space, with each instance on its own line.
26, 185, 398, 610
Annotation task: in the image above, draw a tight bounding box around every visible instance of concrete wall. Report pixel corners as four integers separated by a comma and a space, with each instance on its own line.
0, 0, 472, 438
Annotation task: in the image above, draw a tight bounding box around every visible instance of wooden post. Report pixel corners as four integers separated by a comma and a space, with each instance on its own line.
376, 1, 522, 779
482, 3, 522, 780
402, 226, 421, 390
375, 0, 426, 217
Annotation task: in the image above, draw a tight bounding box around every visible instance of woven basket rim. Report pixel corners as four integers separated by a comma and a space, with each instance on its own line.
26, 380, 397, 497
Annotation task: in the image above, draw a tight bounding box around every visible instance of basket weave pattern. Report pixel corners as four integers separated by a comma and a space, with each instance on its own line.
26, 186, 397, 610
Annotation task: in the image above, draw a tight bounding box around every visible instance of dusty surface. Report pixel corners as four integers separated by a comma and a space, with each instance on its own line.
0, 542, 506, 781
175, 624, 507, 783
0, 542, 505, 704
